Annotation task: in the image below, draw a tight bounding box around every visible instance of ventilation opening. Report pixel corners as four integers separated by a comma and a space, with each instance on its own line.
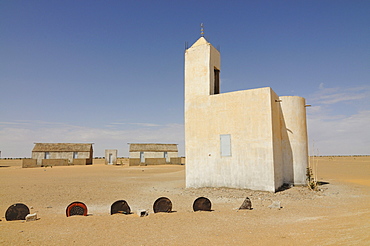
214, 68, 220, 94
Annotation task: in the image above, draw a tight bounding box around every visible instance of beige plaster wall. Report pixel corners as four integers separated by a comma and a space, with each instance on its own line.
73, 158, 89, 165
42, 159, 69, 166
271, 90, 284, 189
22, 159, 38, 168
186, 87, 279, 191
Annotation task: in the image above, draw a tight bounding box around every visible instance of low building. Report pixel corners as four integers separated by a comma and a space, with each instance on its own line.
128, 143, 180, 166
105, 149, 117, 165
25, 143, 93, 167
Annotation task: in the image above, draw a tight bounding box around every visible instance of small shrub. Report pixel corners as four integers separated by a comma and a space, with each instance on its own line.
306, 167, 317, 191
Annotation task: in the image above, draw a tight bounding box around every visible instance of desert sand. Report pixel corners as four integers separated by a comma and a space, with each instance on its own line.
0, 156, 369, 245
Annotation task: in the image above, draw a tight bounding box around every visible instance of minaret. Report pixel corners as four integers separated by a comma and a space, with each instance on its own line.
184, 28, 221, 188
184, 35, 221, 102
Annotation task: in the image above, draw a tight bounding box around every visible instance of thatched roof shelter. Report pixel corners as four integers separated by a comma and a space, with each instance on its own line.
32, 143, 93, 152
129, 144, 178, 152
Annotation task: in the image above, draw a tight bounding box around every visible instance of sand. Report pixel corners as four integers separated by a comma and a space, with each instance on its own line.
0, 156, 369, 245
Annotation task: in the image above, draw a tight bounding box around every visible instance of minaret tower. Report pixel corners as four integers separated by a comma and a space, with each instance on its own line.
184, 26, 221, 188
184, 27, 220, 101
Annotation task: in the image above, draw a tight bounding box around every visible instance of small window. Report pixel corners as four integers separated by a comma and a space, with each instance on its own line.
164, 151, 170, 163
73, 152, 78, 159
220, 134, 231, 157
140, 152, 145, 163
44, 152, 50, 159
214, 68, 220, 94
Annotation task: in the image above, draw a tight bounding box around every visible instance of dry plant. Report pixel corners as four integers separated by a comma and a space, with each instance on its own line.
306, 166, 318, 191
307, 143, 319, 191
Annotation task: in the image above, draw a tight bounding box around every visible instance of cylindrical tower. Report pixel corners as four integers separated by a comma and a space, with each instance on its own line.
279, 96, 309, 185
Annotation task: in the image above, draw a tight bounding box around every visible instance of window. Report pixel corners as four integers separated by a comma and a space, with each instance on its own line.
164, 151, 169, 163
220, 134, 231, 157
44, 152, 50, 159
214, 68, 220, 94
73, 152, 78, 159
140, 152, 145, 163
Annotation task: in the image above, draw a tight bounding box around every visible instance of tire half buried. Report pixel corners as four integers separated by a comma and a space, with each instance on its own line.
5, 203, 30, 221
111, 200, 131, 215
153, 197, 172, 213
66, 202, 88, 217
193, 197, 212, 212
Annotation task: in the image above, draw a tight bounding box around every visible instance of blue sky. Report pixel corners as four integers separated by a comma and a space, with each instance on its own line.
1, 0, 369, 157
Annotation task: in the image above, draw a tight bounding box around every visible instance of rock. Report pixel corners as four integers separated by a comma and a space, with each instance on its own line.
25, 213, 37, 222
136, 209, 148, 217
268, 201, 282, 209
238, 197, 252, 210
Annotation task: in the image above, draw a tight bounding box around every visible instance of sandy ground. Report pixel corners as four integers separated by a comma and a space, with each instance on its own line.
0, 157, 369, 245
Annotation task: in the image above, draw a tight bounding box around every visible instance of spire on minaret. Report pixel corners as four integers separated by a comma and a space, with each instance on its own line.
200, 23, 204, 37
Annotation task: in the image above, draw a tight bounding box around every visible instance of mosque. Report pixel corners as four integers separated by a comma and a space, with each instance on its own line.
184, 35, 309, 192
